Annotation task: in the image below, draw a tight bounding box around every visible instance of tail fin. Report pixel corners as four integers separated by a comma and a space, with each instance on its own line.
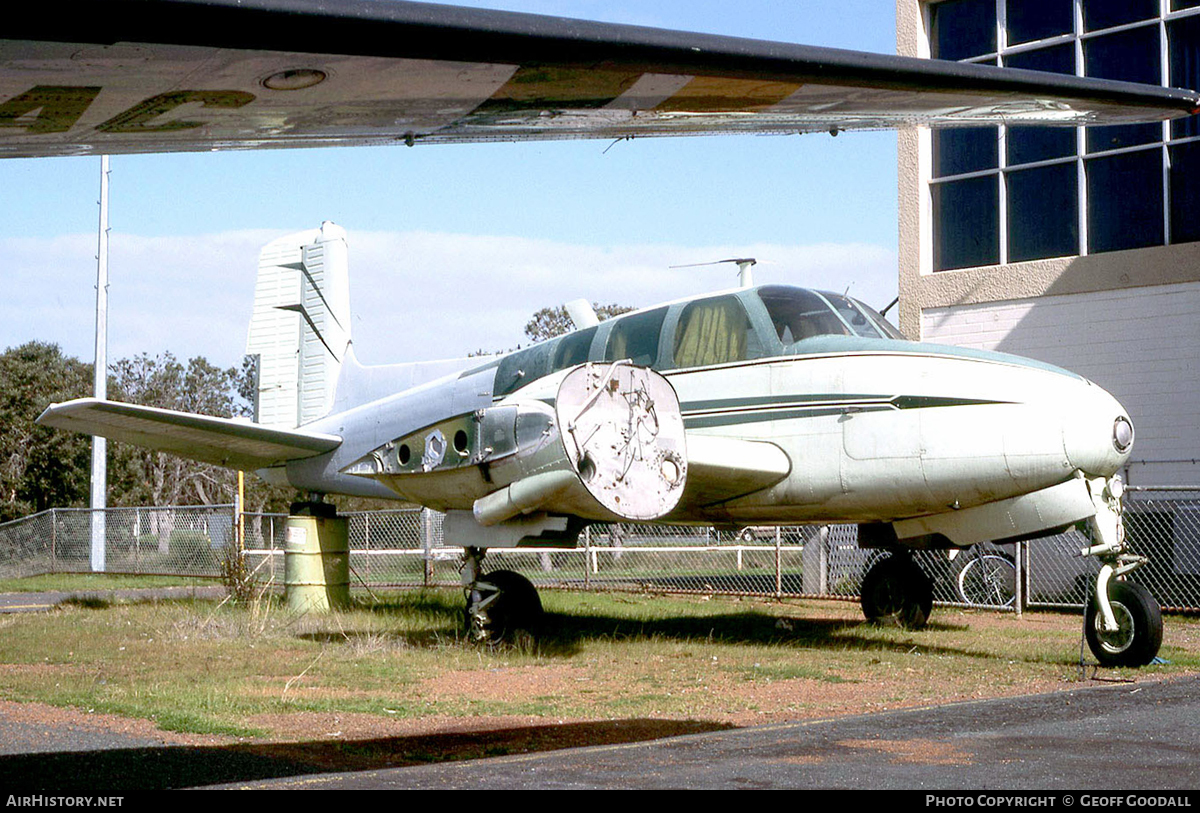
245, 221, 351, 429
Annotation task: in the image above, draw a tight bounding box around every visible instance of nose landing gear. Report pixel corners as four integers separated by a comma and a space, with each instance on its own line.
1080, 476, 1163, 668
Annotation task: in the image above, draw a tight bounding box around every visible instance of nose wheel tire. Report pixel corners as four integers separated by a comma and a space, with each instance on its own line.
1085, 581, 1162, 668
861, 554, 933, 630
466, 569, 544, 645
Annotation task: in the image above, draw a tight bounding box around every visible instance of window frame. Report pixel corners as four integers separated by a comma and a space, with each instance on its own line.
924, 0, 1200, 271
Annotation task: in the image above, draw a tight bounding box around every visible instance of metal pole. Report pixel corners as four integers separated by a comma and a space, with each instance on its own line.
90, 155, 110, 573
1015, 540, 1026, 617
584, 526, 591, 589
775, 526, 782, 599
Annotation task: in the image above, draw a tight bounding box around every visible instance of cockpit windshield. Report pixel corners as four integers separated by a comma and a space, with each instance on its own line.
757, 285, 904, 347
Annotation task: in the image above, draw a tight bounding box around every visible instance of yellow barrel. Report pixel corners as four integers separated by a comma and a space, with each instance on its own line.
284, 514, 350, 613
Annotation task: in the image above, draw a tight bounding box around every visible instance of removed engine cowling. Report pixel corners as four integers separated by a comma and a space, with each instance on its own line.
343, 362, 687, 525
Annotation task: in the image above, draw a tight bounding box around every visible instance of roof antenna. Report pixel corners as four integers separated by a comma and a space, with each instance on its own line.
670, 257, 757, 288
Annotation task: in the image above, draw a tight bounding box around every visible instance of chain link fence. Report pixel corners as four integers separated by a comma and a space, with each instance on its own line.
3, 487, 1198, 613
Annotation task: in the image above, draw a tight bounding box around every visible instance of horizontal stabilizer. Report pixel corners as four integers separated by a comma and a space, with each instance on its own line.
37, 398, 342, 471
684, 435, 791, 506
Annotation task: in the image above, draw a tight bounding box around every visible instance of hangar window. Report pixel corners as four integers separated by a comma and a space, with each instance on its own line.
924, 0, 1200, 269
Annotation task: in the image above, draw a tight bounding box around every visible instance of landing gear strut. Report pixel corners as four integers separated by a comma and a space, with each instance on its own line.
461, 546, 544, 645
1080, 477, 1163, 668
861, 553, 933, 629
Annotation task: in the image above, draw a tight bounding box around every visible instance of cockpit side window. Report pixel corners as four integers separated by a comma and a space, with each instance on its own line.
758, 286, 851, 345
668, 295, 760, 369
604, 307, 668, 367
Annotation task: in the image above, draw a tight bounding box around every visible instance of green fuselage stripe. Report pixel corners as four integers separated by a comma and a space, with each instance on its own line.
679, 394, 1006, 429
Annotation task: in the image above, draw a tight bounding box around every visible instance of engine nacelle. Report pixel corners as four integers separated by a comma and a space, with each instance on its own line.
342, 362, 687, 525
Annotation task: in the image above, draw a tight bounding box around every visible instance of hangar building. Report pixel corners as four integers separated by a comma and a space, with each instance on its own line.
896, 0, 1200, 487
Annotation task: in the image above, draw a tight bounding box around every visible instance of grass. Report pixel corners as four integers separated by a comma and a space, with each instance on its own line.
0, 573, 211, 593
1, 584, 1199, 746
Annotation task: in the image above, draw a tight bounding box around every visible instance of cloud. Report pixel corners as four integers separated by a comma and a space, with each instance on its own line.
2, 228, 896, 369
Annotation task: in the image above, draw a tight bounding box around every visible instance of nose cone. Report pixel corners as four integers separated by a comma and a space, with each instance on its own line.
1062, 381, 1134, 477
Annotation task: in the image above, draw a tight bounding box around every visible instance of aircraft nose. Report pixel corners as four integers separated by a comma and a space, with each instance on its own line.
1062, 381, 1134, 478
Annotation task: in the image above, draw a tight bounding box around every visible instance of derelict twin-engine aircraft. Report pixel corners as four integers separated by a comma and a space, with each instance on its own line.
12, 0, 1200, 665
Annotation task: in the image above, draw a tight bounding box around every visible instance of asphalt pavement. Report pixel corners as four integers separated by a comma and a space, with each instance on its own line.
214, 675, 1199, 790
0, 674, 1195, 790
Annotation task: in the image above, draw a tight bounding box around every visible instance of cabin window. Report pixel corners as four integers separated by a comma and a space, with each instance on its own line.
668, 295, 758, 369
494, 343, 553, 397
551, 326, 597, 372
604, 307, 668, 367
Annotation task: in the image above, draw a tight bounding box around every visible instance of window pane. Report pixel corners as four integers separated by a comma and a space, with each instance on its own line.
1173, 0, 1200, 9
1007, 0, 1074, 45
494, 343, 554, 396
1086, 150, 1164, 254
1007, 163, 1080, 261
551, 326, 597, 371
1006, 45, 1078, 164
757, 287, 851, 346
1170, 141, 1200, 244
1170, 15, 1200, 139
819, 292, 885, 338
1082, 0, 1158, 32
933, 175, 1000, 270
669, 296, 757, 368
604, 307, 668, 367
931, 0, 996, 60
1085, 26, 1163, 152
933, 127, 999, 176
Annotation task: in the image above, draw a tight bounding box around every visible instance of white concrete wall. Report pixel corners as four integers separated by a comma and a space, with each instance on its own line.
921, 282, 1200, 486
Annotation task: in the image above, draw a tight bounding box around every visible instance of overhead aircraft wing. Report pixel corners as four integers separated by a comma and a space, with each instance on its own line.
3, 0, 1198, 159
37, 398, 342, 470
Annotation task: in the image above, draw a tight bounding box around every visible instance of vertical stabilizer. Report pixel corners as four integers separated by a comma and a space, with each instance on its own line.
246, 222, 351, 428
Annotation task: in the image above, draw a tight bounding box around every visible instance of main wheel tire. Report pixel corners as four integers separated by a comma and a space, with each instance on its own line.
861, 555, 933, 630
472, 569, 544, 645
956, 553, 1017, 608
1085, 581, 1163, 668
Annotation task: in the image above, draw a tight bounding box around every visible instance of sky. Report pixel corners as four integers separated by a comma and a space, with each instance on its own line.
0, 0, 901, 372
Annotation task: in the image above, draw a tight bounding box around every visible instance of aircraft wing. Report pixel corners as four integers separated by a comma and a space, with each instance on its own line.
3, 0, 1198, 159
683, 435, 791, 507
37, 398, 342, 470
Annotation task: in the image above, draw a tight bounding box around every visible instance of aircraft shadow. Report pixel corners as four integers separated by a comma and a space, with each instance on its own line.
530, 610, 976, 658
298, 595, 997, 661
0, 718, 733, 791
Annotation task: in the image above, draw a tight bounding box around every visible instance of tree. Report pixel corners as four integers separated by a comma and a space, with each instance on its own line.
0, 342, 94, 521
523, 303, 634, 342
109, 352, 240, 509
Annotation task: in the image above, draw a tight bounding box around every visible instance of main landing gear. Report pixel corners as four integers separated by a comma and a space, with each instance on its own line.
861, 553, 933, 630
461, 546, 544, 645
